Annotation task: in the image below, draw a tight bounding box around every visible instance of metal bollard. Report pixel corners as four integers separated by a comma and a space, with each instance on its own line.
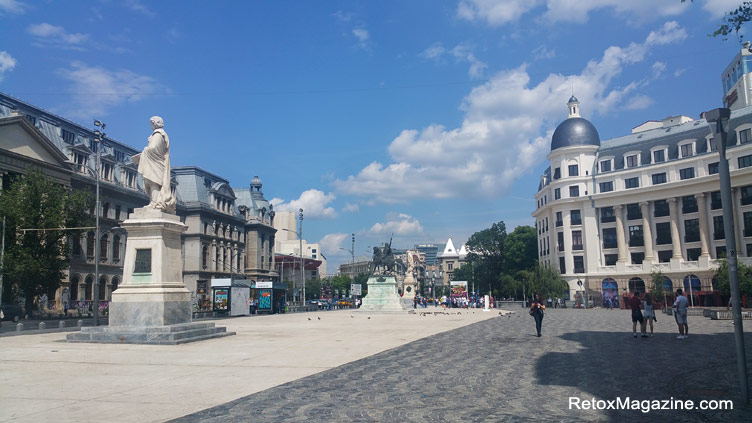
38, 322, 46, 330
59, 321, 65, 329
16, 323, 23, 332
77, 319, 83, 328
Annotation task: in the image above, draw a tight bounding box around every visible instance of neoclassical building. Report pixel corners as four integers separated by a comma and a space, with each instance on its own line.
533, 51, 752, 304
0, 93, 149, 308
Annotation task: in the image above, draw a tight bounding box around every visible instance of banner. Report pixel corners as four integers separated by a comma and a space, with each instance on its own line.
450, 281, 468, 298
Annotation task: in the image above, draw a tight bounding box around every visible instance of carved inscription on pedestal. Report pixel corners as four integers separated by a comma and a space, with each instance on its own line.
134, 249, 152, 274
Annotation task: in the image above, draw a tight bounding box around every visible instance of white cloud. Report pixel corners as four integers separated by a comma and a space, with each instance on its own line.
703, 0, 741, 20
319, 233, 349, 257
543, 0, 689, 24
457, 0, 691, 25
0, 51, 17, 81
0, 0, 26, 14
369, 214, 424, 235
334, 22, 687, 203
333, 10, 354, 23
352, 28, 370, 49
124, 0, 154, 17
57, 61, 167, 118
532, 45, 556, 60
457, 0, 543, 25
420, 42, 487, 78
343, 202, 360, 213
270, 189, 337, 219
27, 23, 89, 49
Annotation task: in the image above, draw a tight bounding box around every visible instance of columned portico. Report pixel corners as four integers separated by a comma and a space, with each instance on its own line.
615, 205, 628, 263
695, 193, 710, 257
639, 201, 654, 263
668, 198, 683, 260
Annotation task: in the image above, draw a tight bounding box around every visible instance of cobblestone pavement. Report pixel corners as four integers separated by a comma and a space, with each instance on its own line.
172, 308, 752, 422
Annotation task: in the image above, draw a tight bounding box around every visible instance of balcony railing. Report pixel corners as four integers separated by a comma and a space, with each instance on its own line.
600, 216, 616, 223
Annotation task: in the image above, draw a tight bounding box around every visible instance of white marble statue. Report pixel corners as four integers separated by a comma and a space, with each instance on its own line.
132, 116, 176, 213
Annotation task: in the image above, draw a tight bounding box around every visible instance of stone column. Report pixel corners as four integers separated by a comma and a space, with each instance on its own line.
668, 198, 683, 259
210, 240, 217, 272
615, 205, 628, 263
695, 193, 710, 257
640, 202, 654, 262
732, 188, 743, 254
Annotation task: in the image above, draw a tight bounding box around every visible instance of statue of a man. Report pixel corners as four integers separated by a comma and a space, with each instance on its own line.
132, 116, 176, 213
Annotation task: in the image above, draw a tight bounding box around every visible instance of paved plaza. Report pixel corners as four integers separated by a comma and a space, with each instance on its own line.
2, 307, 751, 422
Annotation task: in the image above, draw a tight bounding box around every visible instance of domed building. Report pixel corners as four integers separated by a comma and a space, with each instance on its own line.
533, 60, 752, 308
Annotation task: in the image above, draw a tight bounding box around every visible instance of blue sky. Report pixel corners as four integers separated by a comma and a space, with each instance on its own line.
0, 0, 744, 272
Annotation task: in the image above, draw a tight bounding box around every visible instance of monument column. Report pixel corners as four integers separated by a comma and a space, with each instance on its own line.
68, 115, 233, 344
615, 205, 628, 263
695, 193, 710, 257
668, 198, 683, 259
640, 202, 654, 262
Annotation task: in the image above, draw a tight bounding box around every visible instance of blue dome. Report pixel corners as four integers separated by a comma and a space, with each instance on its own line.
551, 117, 600, 151
568, 95, 579, 103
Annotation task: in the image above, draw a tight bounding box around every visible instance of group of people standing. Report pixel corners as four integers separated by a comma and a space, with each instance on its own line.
529, 289, 691, 339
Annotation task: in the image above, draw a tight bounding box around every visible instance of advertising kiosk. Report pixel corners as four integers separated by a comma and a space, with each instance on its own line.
256, 281, 287, 314
211, 279, 253, 316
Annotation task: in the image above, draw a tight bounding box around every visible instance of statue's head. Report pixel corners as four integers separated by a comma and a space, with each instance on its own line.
150, 116, 164, 130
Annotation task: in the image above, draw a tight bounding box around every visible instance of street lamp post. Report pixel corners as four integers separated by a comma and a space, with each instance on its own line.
92, 120, 105, 326
298, 209, 304, 304
706, 107, 750, 404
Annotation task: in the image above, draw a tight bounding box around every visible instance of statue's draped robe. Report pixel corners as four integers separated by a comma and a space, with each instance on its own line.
137, 128, 176, 212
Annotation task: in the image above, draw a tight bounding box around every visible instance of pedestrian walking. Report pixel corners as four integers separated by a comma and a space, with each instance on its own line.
673, 289, 689, 339
642, 293, 655, 337
629, 292, 646, 338
530, 293, 546, 337
413, 296, 418, 310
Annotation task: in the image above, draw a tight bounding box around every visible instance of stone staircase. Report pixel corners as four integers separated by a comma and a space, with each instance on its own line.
66, 321, 235, 345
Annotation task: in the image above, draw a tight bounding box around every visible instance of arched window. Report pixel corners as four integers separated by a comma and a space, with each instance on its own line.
84, 275, 94, 300
683, 274, 702, 293
100, 234, 109, 260
98, 276, 107, 301
113, 235, 121, 261
663, 276, 673, 291
202, 245, 209, 270
86, 231, 95, 258
111, 277, 119, 295
70, 275, 80, 301
628, 277, 645, 293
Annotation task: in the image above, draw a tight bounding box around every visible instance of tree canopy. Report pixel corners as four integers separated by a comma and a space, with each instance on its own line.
0, 171, 92, 315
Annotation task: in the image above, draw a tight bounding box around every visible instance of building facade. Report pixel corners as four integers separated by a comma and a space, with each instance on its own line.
533, 47, 752, 304
0, 93, 149, 310
437, 237, 467, 286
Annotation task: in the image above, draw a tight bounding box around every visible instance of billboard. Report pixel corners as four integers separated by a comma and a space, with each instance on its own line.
450, 281, 468, 298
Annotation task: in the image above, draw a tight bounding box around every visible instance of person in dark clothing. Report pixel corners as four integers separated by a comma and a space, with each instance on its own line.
629, 292, 646, 338
530, 293, 546, 337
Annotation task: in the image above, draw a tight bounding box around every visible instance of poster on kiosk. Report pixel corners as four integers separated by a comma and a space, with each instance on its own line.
211, 278, 252, 316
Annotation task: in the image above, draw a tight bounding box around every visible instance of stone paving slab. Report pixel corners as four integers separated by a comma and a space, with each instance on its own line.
172, 308, 752, 423
0, 309, 500, 423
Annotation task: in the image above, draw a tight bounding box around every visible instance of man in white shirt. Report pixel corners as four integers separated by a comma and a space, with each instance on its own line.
673, 289, 689, 339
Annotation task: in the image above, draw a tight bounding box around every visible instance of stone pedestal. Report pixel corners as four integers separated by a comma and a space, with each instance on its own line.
402, 274, 417, 299
67, 208, 234, 344
359, 274, 407, 313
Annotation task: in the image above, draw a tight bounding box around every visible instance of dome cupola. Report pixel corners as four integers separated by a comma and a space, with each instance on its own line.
550, 97, 600, 151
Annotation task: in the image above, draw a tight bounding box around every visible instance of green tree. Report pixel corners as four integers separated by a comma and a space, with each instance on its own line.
464, 221, 508, 294
0, 171, 92, 315
649, 271, 668, 305
519, 263, 568, 300
714, 259, 752, 296
503, 225, 537, 276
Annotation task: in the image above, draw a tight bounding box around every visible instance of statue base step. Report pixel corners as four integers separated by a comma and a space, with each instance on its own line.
66, 322, 235, 345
